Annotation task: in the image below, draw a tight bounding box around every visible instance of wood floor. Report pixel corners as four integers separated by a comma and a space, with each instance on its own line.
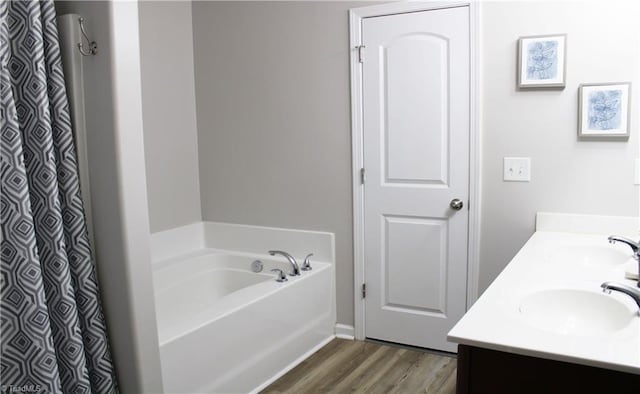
262, 339, 457, 394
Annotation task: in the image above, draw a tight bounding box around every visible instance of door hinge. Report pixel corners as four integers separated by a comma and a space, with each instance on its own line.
362, 283, 366, 298
357, 45, 365, 63
360, 168, 366, 184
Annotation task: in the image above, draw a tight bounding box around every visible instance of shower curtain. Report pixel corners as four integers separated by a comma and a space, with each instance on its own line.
1, 1, 118, 393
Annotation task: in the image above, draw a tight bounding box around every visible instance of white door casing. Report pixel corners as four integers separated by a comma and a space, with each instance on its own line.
351, 3, 478, 352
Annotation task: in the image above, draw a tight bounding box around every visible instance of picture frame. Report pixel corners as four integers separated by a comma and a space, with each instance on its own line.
517, 34, 567, 89
578, 82, 631, 139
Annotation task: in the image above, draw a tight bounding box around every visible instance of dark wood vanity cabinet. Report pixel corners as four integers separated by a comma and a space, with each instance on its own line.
456, 345, 640, 394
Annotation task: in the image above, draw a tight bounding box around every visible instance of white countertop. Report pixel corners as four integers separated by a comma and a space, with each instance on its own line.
448, 229, 640, 374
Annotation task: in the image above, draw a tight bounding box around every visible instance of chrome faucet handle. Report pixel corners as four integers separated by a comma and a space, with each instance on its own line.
270, 268, 288, 282
301, 253, 314, 271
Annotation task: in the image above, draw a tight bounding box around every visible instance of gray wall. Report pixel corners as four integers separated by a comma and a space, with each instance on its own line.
191, 1, 639, 327
479, 0, 640, 292
192, 1, 366, 325
139, 1, 202, 232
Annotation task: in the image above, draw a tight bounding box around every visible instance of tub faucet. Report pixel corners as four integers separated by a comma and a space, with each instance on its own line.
268, 250, 300, 276
601, 282, 640, 313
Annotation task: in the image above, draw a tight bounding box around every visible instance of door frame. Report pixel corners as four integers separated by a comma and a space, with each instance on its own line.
349, 0, 481, 341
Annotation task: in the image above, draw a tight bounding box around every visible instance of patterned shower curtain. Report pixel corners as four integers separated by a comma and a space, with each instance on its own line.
1, 1, 118, 393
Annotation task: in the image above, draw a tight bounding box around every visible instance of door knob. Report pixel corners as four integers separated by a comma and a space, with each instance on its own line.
450, 199, 464, 211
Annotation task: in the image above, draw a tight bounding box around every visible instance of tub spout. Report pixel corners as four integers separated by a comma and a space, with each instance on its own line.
268, 250, 300, 276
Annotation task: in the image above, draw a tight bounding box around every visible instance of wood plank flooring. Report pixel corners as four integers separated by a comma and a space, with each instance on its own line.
262, 339, 457, 393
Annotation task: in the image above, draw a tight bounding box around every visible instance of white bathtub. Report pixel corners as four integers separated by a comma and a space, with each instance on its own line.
153, 250, 334, 393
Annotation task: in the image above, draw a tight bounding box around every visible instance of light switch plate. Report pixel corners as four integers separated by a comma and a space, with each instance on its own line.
504, 157, 531, 182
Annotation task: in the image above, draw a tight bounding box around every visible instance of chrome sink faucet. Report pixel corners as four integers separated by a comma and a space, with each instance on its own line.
608, 235, 640, 287
601, 282, 640, 313
608, 236, 639, 261
268, 250, 300, 276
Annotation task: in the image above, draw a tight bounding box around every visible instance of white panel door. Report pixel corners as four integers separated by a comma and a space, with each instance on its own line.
362, 6, 469, 352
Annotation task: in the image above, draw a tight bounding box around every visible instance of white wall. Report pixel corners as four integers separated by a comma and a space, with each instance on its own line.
139, 1, 202, 232
479, 0, 640, 292
54, 1, 164, 392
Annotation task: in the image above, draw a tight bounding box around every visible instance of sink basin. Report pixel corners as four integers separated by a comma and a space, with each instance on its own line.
519, 289, 634, 336
547, 245, 630, 267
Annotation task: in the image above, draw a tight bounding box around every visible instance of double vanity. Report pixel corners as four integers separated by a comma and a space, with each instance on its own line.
449, 213, 640, 392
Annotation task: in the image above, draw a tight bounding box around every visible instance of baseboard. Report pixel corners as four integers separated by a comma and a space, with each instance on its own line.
335, 323, 355, 340
250, 335, 335, 393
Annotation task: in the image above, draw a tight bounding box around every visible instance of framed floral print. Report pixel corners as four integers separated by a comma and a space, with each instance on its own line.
578, 82, 631, 139
517, 34, 567, 89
